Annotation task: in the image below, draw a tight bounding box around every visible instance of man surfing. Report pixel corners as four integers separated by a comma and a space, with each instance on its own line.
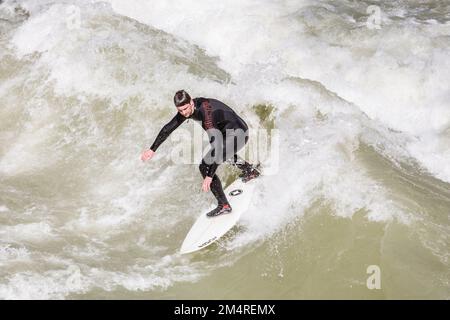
141, 90, 260, 217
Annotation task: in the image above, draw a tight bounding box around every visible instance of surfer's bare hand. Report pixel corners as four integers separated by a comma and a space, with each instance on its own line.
202, 176, 213, 192
141, 149, 155, 162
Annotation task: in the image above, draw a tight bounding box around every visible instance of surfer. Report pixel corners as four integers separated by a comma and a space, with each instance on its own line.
141, 90, 260, 217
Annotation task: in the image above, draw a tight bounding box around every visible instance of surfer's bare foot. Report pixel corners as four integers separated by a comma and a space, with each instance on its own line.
206, 204, 232, 217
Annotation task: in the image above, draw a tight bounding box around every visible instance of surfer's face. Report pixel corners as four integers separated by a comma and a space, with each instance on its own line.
177, 100, 194, 118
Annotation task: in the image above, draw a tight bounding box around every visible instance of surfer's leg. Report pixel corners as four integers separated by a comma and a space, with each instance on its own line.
223, 127, 259, 181
199, 161, 229, 206
223, 126, 248, 165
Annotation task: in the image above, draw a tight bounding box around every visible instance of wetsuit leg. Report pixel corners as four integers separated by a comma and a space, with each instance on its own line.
200, 124, 253, 206
223, 125, 253, 173
199, 161, 228, 205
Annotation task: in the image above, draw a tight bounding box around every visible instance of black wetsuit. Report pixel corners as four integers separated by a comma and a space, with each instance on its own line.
150, 98, 250, 205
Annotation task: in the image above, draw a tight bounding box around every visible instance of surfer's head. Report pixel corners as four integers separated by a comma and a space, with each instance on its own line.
174, 90, 194, 118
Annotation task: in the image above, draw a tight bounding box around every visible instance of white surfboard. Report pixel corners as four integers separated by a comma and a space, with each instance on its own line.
180, 178, 257, 254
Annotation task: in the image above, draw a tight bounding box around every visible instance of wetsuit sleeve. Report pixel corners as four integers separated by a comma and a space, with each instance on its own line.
149, 113, 186, 151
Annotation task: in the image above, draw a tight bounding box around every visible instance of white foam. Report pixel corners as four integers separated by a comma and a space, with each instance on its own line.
0, 265, 88, 299
0, 245, 30, 262
406, 133, 450, 183
0, 123, 57, 175
0, 222, 54, 242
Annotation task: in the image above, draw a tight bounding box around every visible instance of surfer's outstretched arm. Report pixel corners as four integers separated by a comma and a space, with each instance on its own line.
150, 113, 187, 152
141, 112, 186, 161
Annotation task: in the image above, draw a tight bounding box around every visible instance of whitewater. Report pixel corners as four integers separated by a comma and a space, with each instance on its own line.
0, 0, 449, 299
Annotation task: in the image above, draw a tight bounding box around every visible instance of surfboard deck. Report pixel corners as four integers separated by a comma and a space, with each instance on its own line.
180, 177, 257, 254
